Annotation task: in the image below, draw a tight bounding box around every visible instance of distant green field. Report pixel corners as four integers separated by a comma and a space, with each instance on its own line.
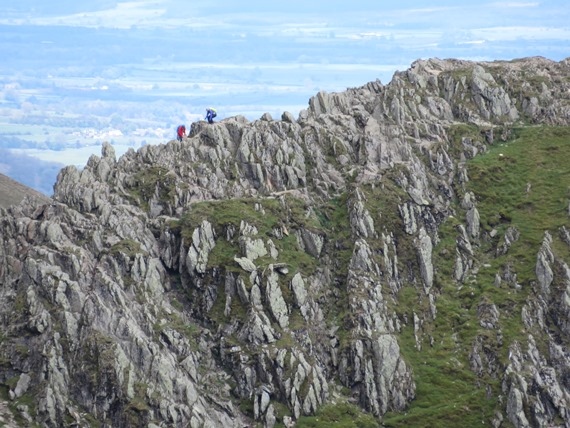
0, 116, 165, 166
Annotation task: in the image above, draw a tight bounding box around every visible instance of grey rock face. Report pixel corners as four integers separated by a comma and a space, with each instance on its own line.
296, 228, 324, 258
535, 232, 554, 295
2, 56, 570, 427
496, 226, 520, 256
348, 188, 375, 238
186, 220, 216, 275
340, 239, 415, 415
264, 267, 289, 328
455, 224, 474, 283
501, 229, 570, 427
416, 227, 434, 290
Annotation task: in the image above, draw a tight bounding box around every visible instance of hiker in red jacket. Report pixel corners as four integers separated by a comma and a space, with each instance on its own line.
176, 125, 186, 142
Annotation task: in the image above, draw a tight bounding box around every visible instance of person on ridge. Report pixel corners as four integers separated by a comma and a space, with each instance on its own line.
205, 108, 217, 124
176, 125, 186, 142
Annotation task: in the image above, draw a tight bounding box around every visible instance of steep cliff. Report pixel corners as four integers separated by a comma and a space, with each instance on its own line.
1, 56, 570, 427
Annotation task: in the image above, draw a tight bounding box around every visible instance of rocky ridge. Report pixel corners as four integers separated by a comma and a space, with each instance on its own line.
0, 56, 570, 427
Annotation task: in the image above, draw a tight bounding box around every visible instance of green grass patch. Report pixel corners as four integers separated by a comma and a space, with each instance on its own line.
180, 195, 322, 240
467, 124, 570, 353
109, 239, 145, 257
178, 195, 326, 276
469, 126, 570, 235
126, 166, 176, 211
384, 125, 570, 427
384, 286, 499, 428
296, 402, 380, 428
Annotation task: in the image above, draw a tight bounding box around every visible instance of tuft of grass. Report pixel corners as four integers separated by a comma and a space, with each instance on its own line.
126, 166, 176, 211
109, 239, 145, 257
296, 402, 380, 428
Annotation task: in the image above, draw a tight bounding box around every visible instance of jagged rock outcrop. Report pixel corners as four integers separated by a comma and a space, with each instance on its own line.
1, 56, 570, 427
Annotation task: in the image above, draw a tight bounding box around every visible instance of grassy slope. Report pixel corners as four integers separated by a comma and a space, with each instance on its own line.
169, 126, 570, 427
0, 172, 51, 209
383, 126, 570, 427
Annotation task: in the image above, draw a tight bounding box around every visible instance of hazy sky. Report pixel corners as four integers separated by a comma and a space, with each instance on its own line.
3, 1, 568, 106
1, 0, 569, 181
2, 1, 568, 97
3, 1, 568, 59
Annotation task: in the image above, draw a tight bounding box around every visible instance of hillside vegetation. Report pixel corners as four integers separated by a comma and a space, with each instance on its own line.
1, 57, 570, 428
382, 125, 570, 427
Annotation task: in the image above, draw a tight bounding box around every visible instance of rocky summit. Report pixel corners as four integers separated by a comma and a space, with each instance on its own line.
1, 56, 570, 428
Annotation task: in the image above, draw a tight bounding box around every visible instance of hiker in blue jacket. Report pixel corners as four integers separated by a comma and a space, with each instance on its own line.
206, 108, 217, 124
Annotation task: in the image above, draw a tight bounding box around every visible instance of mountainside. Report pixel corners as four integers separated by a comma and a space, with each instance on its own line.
0, 173, 51, 210
1, 56, 570, 428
